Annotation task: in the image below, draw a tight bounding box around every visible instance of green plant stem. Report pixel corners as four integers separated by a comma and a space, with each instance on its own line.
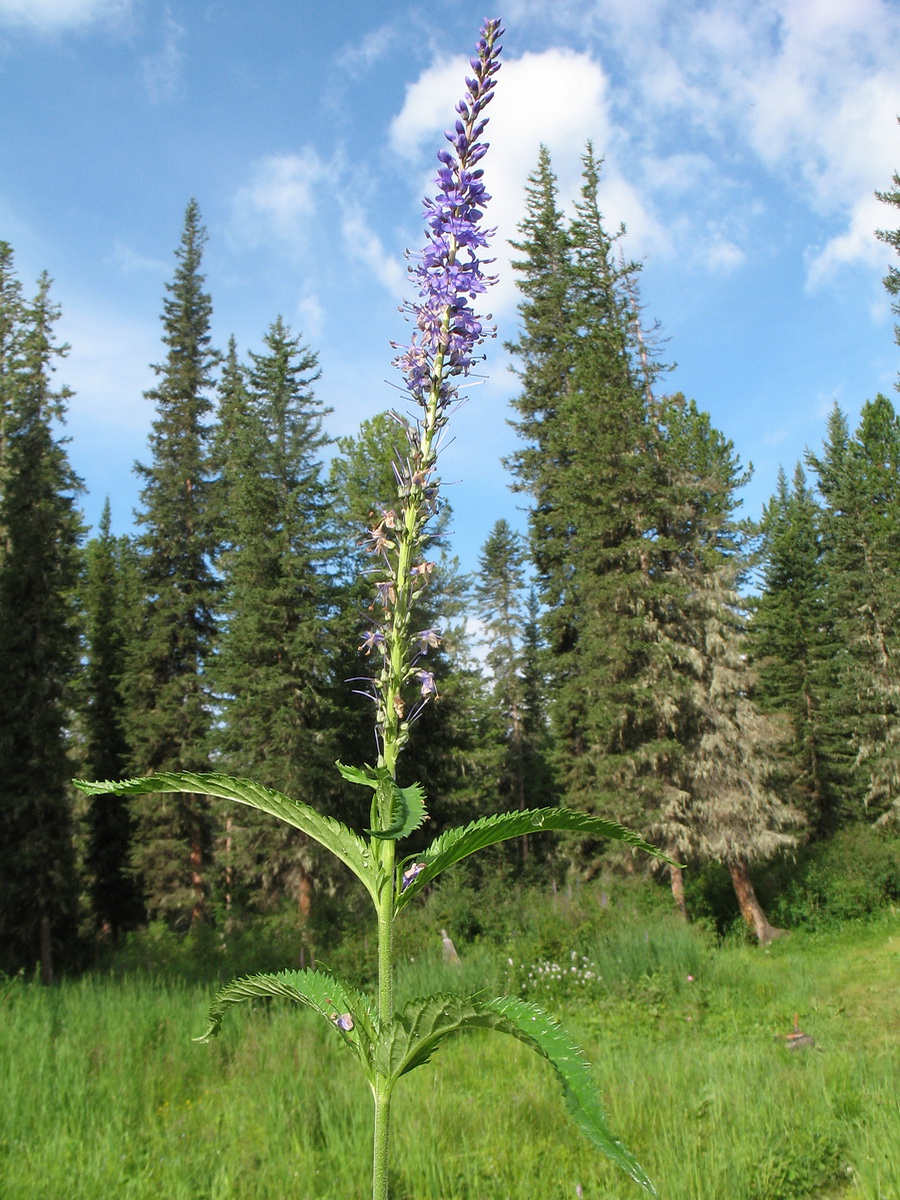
376, 839, 396, 1023
369, 296, 453, 1200
372, 1074, 394, 1200
373, 835, 396, 1200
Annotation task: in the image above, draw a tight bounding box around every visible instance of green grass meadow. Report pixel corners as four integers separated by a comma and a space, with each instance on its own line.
2, 909, 898, 1199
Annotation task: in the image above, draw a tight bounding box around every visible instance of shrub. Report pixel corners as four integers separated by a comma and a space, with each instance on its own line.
769, 824, 900, 929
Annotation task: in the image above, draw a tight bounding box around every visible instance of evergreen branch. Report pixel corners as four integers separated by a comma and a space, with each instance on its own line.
194, 968, 376, 1078
375, 992, 656, 1196
73, 772, 380, 901
396, 808, 674, 910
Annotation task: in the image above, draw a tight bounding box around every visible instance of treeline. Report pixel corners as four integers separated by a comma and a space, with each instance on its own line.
2, 149, 899, 981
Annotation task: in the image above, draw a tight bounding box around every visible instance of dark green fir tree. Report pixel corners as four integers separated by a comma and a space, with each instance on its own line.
80, 500, 144, 937
508, 146, 689, 846
210, 322, 335, 929
123, 200, 220, 927
0, 263, 83, 981
749, 464, 848, 835
474, 519, 529, 820
808, 399, 900, 824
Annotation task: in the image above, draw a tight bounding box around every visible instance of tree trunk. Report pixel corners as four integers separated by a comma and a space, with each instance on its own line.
728, 858, 785, 944
224, 814, 233, 912
190, 805, 205, 925
669, 862, 687, 920
298, 866, 312, 921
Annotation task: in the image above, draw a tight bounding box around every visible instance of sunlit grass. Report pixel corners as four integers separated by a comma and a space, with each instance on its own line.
1, 912, 898, 1199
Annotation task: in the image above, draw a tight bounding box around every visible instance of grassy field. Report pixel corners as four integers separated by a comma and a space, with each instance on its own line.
1, 908, 898, 1199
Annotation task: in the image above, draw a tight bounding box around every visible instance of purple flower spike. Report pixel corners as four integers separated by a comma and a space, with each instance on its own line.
359, 20, 502, 761
391, 18, 503, 412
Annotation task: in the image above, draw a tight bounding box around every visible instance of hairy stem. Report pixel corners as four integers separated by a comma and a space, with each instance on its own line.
372, 1074, 394, 1200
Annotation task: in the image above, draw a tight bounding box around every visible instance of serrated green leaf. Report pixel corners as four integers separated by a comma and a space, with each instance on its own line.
396, 807, 674, 910
73, 772, 380, 901
369, 778, 428, 841
376, 992, 656, 1196
335, 761, 428, 841
335, 761, 378, 789
484, 995, 658, 1196
195, 968, 377, 1078
374, 994, 498, 1079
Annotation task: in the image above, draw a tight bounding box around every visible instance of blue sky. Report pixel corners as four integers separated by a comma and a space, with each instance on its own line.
3, 0, 900, 578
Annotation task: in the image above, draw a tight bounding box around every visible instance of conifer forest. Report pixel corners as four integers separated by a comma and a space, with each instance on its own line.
3, 144, 900, 988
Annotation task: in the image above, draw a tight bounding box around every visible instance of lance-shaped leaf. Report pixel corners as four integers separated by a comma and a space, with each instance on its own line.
336, 761, 428, 840
195, 968, 377, 1078
74, 772, 380, 901
376, 992, 656, 1196
396, 808, 674, 910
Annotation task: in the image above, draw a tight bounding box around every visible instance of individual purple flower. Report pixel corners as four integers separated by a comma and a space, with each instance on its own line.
414, 628, 442, 653
400, 862, 427, 892
409, 561, 435, 586
373, 580, 397, 609
331, 1012, 354, 1032
359, 630, 385, 656
415, 670, 438, 699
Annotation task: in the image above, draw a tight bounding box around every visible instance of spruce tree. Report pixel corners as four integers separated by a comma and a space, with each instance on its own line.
684, 576, 799, 944
474, 519, 528, 817
0, 242, 23, 527
210, 323, 335, 925
508, 151, 799, 918
0, 265, 83, 981
474, 522, 560, 870
749, 465, 848, 834
508, 146, 690, 844
654, 399, 800, 937
80, 501, 143, 937
808, 399, 900, 823
124, 200, 219, 927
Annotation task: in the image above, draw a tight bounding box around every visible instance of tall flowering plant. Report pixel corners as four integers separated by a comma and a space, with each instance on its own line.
77, 19, 661, 1198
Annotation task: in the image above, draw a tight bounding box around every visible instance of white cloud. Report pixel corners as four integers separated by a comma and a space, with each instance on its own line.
388, 46, 666, 313
538, 0, 900, 281
339, 203, 405, 295
295, 293, 324, 342
700, 235, 746, 275
57, 300, 156, 435
109, 239, 169, 275
231, 149, 336, 257
335, 22, 397, 76
742, 3, 900, 206
806, 192, 890, 291
142, 11, 184, 104
0, 0, 129, 30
